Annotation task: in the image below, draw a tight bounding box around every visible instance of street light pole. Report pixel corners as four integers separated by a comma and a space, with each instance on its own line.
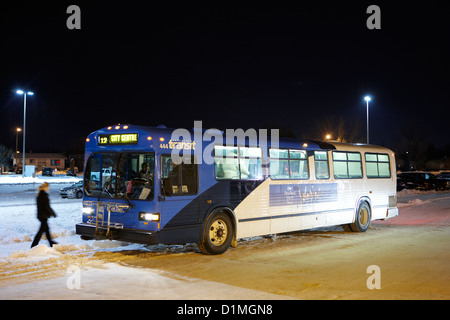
22, 92, 27, 177
16, 127, 21, 154
364, 96, 371, 145
16, 90, 34, 177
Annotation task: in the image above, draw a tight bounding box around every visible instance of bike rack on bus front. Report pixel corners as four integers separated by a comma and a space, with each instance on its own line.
88, 201, 129, 239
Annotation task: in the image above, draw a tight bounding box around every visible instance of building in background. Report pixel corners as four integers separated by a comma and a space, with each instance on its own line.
13, 153, 66, 171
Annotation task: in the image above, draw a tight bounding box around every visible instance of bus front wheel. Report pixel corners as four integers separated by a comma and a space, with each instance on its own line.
349, 201, 371, 232
198, 212, 234, 255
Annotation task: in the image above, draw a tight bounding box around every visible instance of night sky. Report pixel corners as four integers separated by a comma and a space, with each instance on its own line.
1, 1, 449, 155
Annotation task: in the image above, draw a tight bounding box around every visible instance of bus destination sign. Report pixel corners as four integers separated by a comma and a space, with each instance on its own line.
98, 133, 139, 145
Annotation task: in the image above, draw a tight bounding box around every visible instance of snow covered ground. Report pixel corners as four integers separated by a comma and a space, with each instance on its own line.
1, 175, 442, 259
0, 177, 289, 299
0, 173, 82, 185
1, 176, 449, 299
0, 176, 96, 258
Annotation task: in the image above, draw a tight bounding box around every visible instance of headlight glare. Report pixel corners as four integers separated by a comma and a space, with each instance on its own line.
82, 207, 95, 214
139, 212, 160, 222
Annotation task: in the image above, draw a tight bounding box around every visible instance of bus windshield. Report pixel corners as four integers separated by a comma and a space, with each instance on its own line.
84, 152, 155, 201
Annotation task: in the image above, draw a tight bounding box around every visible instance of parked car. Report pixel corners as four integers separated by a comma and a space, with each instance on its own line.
436, 172, 450, 180
397, 171, 450, 191
60, 180, 83, 198
397, 176, 406, 191
42, 167, 53, 176
67, 169, 78, 176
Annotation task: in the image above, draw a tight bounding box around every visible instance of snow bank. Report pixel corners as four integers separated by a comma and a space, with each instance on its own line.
398, 198, 432, 208
397, 189, 440, 196
397, 189, 450, 208
9, 244, 63, 260
8, 243, 90, 261
0, 175, 81, 185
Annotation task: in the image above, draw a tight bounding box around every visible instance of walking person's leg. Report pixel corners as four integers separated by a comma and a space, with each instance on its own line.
43, 219, 57, 247
31, 220, 45, 248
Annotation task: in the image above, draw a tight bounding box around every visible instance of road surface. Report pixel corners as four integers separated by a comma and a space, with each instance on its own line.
1, 184, 449, 299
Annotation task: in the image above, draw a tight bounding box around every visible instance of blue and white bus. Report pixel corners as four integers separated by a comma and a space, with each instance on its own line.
76, 124, 399, 254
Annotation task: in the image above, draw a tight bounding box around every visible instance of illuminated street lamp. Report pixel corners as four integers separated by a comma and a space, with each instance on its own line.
364, 96, 371, 144
16, 90, 34, 177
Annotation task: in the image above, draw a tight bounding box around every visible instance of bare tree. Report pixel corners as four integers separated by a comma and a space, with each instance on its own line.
392, 119, 428, 170
310, 115, 364, 143
0, 144, 13, 171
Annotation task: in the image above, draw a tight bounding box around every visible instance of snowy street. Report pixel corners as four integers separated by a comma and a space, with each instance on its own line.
1, 179, 450, 299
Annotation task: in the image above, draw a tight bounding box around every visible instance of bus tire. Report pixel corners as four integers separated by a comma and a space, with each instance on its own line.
198, 212, 234, 255
350, 201, 371, 232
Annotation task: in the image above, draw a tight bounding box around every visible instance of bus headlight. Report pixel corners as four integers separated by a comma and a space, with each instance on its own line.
139, 212, 160, 222
82, 207, 95, 215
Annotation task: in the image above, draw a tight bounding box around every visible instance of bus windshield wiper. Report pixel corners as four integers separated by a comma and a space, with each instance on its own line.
122, 192, 134, 211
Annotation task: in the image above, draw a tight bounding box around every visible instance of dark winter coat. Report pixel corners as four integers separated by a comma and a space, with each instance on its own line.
37, 190, 56, 221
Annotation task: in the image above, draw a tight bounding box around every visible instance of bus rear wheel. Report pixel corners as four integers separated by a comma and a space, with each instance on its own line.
349, 201, 371, 232
198, 212, 233, 255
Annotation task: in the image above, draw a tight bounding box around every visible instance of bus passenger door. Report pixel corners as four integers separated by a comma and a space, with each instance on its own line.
157, 155, 199, 227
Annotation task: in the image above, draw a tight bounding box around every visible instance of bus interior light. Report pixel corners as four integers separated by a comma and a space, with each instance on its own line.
139, 212, 160, 222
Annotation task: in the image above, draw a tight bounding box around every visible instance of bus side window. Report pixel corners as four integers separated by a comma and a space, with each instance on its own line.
214, 146, 239, 180
333, 151, 362, 179
214, 146, 263, 180
239, 147, 263, 180
219, 157, 240, 179
165, 161, 181, 195
161, 155, 198, 195
182, 161, 197, 193
314, 151, 330, 179
289, 150, 308, 179
269, 149, 308, 180
365, 153, 391, 178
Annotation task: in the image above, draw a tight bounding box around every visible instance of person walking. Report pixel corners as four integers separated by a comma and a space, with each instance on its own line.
31, 182, 58, 248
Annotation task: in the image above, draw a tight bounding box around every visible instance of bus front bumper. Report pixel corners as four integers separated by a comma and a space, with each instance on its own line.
75, 223, 159, 245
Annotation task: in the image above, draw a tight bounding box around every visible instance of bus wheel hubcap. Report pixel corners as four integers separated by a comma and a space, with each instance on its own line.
360, 208, 369, 226
209, 220, 227, 246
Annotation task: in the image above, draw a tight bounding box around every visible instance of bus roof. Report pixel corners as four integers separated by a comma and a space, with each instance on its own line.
327, 141, 394, 154
87, 125, 393, 154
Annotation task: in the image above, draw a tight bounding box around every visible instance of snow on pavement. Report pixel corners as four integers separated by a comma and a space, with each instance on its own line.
0, 179, 291, 299
2, 261, 290, 300
0, 174, 82, 185
1, 177, 449, 299
375, 189, 450, 226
